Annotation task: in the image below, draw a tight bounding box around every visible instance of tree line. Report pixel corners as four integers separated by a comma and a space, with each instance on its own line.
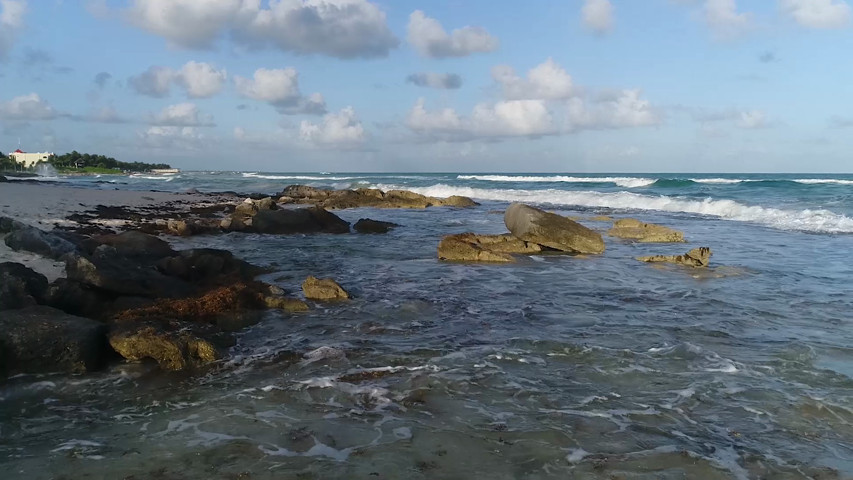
1, 150, 171, 172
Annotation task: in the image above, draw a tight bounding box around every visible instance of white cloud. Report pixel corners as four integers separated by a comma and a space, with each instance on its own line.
407, 10, 498, 58
0, 0, 26, 59
692, 107, 769, 129
176, 61, 227, 98
234, 68, 326, 115
406, 72, 462, 89
567, 89, 661, 130
85, 106, 127, 123
124, 0, 398, 58
582, 0, 614, 34
129, 66, 175, 97
138, 126, 206, 149
492, 58, 575, 101
737, 110, 767, 128
704, 0, 752, 38
406, 98, 555, 140
151, 103, 215, 127
300, 107, 366, 146
0, 93, 57, 120
780, 0, 851, 29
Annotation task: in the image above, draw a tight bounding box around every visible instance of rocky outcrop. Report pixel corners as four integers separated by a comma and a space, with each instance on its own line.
66, 246, 194, 298
608, 218, 685, 243
438, 233, 543, 262
166, 218, 221, 236
504, 203, 605, 254
279, 185, 478, 210
89, 230, 175, 258
2, 220, 78, 260
302, 276, 350, 301
637, 247, 712, 267
0, 262, 49, 310
44, 278, 114, 320
353, 218, 399, 234
108, 319, 234, 371
155, 248, 264, 285
249, 207, 350, 234
0, 306, 108, 376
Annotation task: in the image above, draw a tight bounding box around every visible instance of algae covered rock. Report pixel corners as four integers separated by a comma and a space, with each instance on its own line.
109, 319, 234, 371
504, 203, 605, 254
608, 218, 685, 243
637, 247, 712, 268
302, 276, 350, 301
437, 233, 542, 263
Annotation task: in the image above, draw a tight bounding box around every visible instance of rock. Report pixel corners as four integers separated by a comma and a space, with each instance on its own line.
302, 346, 346, 363
0, 175, 7, 182
353, 218, 399, 234
263, 296, 310, 312
4, 223, 78, 260
302, 276, 350, 301
0, 262, 49, 310
91, 230, 175, 258
44, 278, 114, 319
155, 248, 263, 285
165, 219, 220, 236
590, 215, 614, 222
233, 197, 278, 219
504, 203, 605, 254
436, 195, 480, 208
637, 247, 712, 268
66, 247, 194, 298
438, 233, 543, 262
251, 207, 350, 234
109, 319, 234, 371
0, 306, 108, 376
113, 283, 267, 323
278, 185, 478, 210
608, 218, 685, 243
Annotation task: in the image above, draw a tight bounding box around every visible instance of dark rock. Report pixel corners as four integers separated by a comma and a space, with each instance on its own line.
353, 218, 399, 234
504, 203, 605, 254
4, 223, 78, 260
44, 278, 114, 319
0, 262, 49, 310
0, 306, 109, 376
251, 207, 350, 234
0, 175, 7, 182
155, 248, 264, 284
109, 318, 234, 371
66, 246, 194, 298
90, 230, 175, 258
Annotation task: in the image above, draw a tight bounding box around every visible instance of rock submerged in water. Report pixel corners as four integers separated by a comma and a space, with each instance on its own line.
279, 185, 478, 209
504, 203, 605, 254
637, 247, 712, 267
437, 233, 542, 263
302, 276, 350, 301
250, 206, 350, 234
353, 218, 399, 234
608, 218, 685, 243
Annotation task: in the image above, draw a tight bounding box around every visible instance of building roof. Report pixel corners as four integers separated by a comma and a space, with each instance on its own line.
14, 149, 24, 153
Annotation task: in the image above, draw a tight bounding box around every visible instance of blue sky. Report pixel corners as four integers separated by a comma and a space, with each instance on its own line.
1, 0, 852, 172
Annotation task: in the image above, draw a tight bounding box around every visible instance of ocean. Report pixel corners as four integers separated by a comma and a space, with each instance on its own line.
2, 172, 852, 479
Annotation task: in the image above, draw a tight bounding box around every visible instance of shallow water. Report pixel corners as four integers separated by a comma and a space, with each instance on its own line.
1, 174, 852, 479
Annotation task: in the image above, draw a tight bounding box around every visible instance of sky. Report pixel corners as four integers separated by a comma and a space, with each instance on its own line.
1, 0, 852, 173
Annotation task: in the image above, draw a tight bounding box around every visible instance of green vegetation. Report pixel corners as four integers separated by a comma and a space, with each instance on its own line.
50, 151, 171, 173
0, 151, 20, 172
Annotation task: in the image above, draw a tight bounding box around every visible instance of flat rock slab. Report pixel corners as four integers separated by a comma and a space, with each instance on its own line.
608, 218, 685, 243
504, 203, 605, 254
438, 233, 542, 263
638, 247, 712, 267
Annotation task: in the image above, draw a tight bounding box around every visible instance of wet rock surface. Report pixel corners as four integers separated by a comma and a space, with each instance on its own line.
279, 185, 478, 209
353, 218, 399, 234
608, 218, 685, 243
302, 276, 350, 301
108, 318, 234, 371
637, 247, 712, 267
504, 203, 605, 254
438, 233, 543, 263
0, 262, 49, 310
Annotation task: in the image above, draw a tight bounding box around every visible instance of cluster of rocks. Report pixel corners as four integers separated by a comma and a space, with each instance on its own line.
279, 185, 478, 209
0, 216, 352, 376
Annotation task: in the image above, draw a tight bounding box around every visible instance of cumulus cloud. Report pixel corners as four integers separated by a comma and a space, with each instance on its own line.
704, 0, 752, 38
406, 72, 462, 89
492, 58, 575, 101
300, 107, 366, 146
81, 106, 128, 123
94, 72, 112, 89
406, 98, 555, 140
582, 0, 614, 34
129, 62, 227, 98
567, 89, 661, 130
138, 126, 206, 149
150, 103, 215, 127
234, 68, 326, 115
0, 0, 26, 60
780, 0, 851, 29
407, 10, 498, 58
125, 0, 398, 58
0, 93, 57, 120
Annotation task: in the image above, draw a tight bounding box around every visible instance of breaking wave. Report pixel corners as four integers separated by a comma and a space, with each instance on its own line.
242, 173, 359, 181
456, 175, 657, 188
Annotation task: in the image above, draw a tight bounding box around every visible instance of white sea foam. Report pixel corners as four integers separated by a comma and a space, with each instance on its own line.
793, 178, 853, 185
242, 172, 358, 181
690, 178, 747, 184
375, 183, 853, 233
456, 174, 656, 188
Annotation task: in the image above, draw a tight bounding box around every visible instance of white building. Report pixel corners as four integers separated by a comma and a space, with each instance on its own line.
9, 149, 54, 168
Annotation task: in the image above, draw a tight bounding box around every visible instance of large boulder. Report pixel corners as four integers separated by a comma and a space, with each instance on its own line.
155, 248, 264, 285
302, 276, 350, 301
90, 230, 175, 258
504, 203, 605, 254
607, 218, 685, 243
251, 207, 350, 234
44, 278, 114, 320
438, 233, 542, 263
109, 319, 234, 371
66, 246, 194, 298
637, 247, 712, 268
0, 306, 109, 376
3, 223, 78, 260
353, 218, 399, 234
0, 262, 49, 310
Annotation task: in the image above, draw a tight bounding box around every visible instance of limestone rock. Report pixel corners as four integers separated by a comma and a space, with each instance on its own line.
608, 218, 685, 243
637, 247, 712, 268
109, 319, 234, 371
504, 203, 605, 254
263, 296, 310, 312
438, 233, 542, 262
353, 218, 399, 234
302, 276, 350, 301
166, 218, 221, 236
278, 185, 478, 210
0, 306, 109, 376
251, 207, 350, 234
0, 262, 49, 310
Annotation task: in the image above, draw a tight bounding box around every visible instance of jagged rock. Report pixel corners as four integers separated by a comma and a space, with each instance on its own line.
114, 283, 265, 323
166, 218, 221, 236
0, 262, 49, 310
353, 218, 399, 234
504, 203, 605, 254
302, 276, 349, 301
44, 278, 114, 319
279, 185, 478, 210
637, 247, 712, 268
263, 296, 310, 312
251, 207, 350, 234
66, 246, 194, 298
0, 306, 109, 376
3, 222, 78, 260
155, 248, 263, 285
232, 197, 278, 219
438, 233, 542, 262
109, 318, 234, 371
90, 230, 175, 258
608, 218, 685, 243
